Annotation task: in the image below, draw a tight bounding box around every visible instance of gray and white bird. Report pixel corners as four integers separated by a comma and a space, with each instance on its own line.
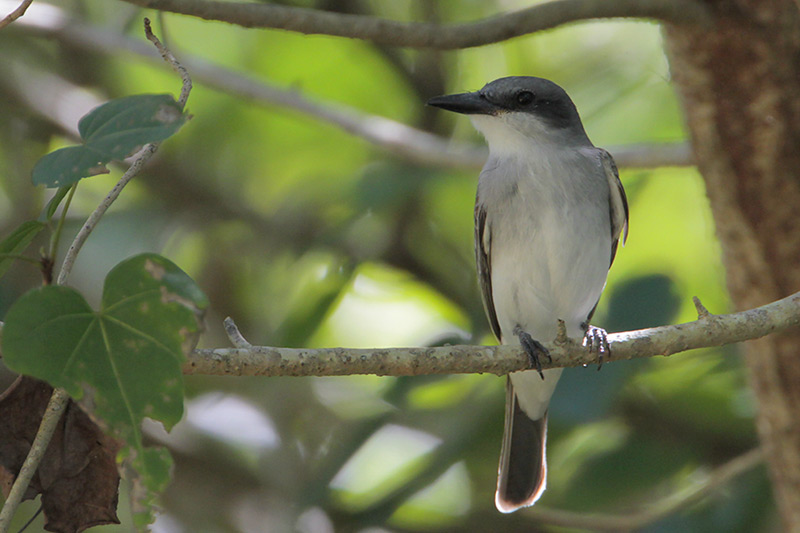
428, 77, 628, 512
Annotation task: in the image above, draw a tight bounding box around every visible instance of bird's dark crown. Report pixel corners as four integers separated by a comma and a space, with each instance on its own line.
478, 76, 581, 130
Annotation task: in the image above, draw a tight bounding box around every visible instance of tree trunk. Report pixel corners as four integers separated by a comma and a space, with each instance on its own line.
663, 1, 800, 529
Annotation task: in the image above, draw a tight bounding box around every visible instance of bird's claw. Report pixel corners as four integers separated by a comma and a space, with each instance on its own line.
582, 324, 610, 370
514, 326, 551, 380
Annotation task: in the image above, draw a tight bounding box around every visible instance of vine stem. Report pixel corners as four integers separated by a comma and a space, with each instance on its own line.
0, 389, 70, 532
0, 19, 192, 533
0, 0, 33, 30
47, 183, 78, 262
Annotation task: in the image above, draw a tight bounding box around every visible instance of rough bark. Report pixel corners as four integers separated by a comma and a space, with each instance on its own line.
663, 1, 800, 529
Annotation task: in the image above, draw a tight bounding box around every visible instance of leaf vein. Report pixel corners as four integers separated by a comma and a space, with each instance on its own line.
103, 314, 177, 358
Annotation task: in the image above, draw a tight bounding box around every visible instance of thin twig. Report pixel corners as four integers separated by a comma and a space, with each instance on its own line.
121, 0, 712, 49
0, 0, 32, 30
144, 17, 191, 107
223, 316, 252, 348
0, 20, 193, 532
47, 183, 78, 261
56, 22, 191, 285
610, 141, 692, 168
14, 504, 42, 533
531, 448, 763, 531
693, 295, 712, 319
186, 291, 800, 377
54, 144, 159, 286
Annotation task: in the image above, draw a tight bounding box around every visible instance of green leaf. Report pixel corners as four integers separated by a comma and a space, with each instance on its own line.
129, 447, 174, 529
32, 145, 110, 188
2, 253, 207, 430
0, 220, 46, 278
77, 94, 187, 159
2, 253, 207, 530
40, 185, 73, 222
31, 94, 188, 188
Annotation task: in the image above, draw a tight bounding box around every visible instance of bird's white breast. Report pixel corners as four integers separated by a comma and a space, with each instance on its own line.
478, 145, 612, 343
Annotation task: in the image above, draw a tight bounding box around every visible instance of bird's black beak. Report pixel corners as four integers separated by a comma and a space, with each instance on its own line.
427, 91, 499, 115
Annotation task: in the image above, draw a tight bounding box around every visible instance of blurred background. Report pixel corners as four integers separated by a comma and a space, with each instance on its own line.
0, 0, 773, 531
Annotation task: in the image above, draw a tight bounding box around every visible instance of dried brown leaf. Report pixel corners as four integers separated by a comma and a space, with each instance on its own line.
0, 377, 121, 533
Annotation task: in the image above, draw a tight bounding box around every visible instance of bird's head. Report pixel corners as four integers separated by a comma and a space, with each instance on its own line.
427, 76, 591, 154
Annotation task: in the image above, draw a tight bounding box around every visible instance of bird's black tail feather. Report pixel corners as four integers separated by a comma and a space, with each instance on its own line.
495, 379, 548, 513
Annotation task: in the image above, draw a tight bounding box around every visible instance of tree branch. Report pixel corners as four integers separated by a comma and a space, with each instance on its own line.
11, 5, 693, 169
186, 290, 800, 377
0, 0, 32, 30
611, 141, 691, 168
121, 0, 712, 49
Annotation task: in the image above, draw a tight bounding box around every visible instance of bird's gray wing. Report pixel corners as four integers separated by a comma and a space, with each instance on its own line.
584, 149, 630, 325
475, 202, 503, 341
599, 148, 629, 267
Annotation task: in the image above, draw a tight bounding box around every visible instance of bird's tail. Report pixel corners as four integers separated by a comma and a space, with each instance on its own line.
495, 378, 548, 513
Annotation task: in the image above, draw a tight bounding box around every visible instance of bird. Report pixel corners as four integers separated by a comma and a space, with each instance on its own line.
427, 77, 628, 512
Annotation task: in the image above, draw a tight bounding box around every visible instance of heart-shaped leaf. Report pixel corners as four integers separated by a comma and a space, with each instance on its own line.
2, 253, 207, 430
2, 253, 207, 529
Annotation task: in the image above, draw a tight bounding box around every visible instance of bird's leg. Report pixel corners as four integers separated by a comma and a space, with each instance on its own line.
513, 325, 551, 380
581, 321, 610, 370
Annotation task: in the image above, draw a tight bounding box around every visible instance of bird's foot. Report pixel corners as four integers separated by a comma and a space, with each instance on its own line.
513, 325, 551, 380
581, 322, 610, 370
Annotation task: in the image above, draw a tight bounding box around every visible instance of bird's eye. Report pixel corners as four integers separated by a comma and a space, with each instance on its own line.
516, 91, 534, 105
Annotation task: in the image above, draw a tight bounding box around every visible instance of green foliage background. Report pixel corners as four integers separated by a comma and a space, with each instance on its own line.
0, 1, 771, 531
